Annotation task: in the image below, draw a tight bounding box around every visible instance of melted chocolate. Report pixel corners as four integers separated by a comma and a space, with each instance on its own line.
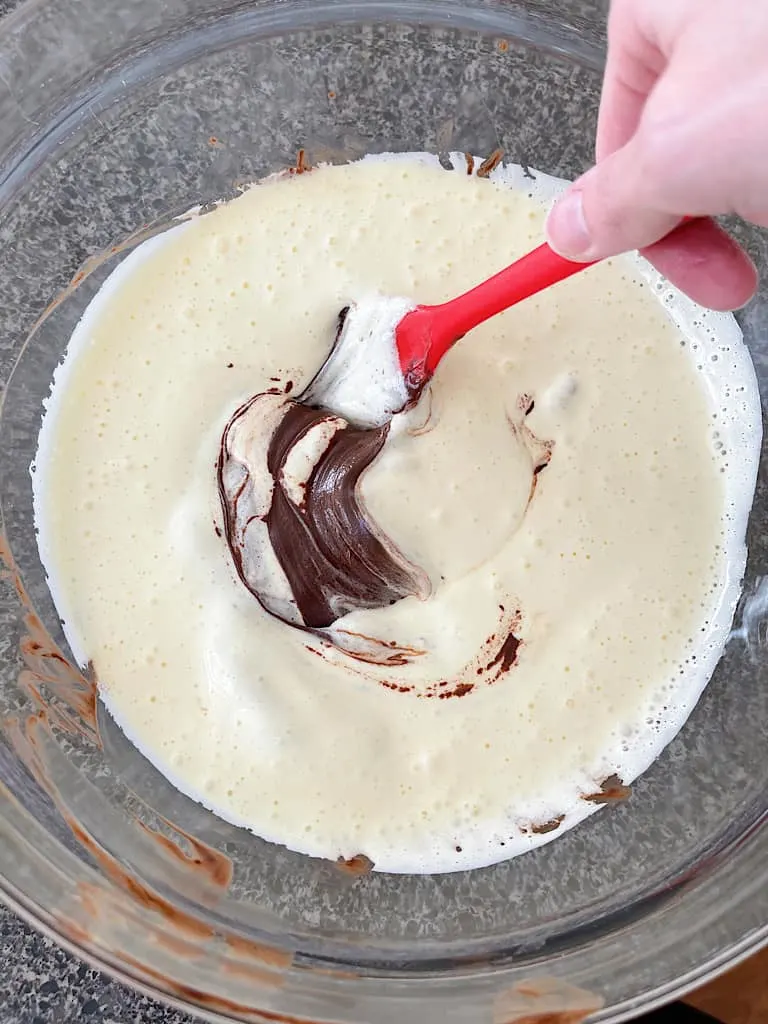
219, 397, 429, 631
486, 630, 522, 675
336, 853, 374, 876
529, 814, 565, 835
476, 148, 504, 179
583, 774, 631, 804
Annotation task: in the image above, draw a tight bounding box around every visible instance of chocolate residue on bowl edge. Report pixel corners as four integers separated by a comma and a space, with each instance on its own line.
583, 774, 631, 804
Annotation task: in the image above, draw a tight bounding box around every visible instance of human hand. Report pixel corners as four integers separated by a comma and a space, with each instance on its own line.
545, 0, 767, 310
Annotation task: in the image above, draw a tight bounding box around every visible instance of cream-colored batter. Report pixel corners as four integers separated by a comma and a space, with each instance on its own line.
32, 155, 760, 873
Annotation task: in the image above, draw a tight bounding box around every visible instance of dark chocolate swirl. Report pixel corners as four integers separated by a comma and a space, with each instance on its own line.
218, 394, 430, 631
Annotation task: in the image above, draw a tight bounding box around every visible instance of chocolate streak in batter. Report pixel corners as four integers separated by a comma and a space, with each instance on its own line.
218, 399, 429, 631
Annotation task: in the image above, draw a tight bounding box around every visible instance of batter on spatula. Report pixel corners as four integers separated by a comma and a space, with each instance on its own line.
32, 154, 760, 873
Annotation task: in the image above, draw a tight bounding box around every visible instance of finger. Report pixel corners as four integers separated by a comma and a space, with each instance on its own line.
545, 135, 681, 261
641, 218, 758, 311
596, 0, 666, 161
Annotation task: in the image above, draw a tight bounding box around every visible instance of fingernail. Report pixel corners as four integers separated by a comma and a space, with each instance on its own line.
546, 190, 592, 259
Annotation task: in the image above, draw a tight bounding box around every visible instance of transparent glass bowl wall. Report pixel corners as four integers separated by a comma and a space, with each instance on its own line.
0, 2, 766, 1022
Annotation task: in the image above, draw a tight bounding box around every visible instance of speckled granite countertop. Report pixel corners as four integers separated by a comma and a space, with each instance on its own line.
0, 907, 193, 1023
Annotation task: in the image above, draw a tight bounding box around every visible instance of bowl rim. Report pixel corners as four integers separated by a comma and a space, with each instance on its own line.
0, 1, 767, 1022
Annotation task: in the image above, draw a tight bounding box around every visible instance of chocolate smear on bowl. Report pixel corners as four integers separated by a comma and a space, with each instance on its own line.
477, 148, 504, 179
336, 853, 374, 876
583, 774, 631, 804
528, 815, 565, 835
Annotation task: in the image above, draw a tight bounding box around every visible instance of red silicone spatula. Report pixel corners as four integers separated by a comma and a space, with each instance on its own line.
395, 219, 694, 396
394, 241, 595, 395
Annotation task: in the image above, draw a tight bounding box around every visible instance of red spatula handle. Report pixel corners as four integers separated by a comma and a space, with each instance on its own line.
397, 216, 696, 382
397, 243, 597, 377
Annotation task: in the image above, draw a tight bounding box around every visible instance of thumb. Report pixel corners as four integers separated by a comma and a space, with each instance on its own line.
545, 138, 680, 261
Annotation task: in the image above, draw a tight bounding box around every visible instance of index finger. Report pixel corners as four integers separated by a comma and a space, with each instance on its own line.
596, 0, 666, 161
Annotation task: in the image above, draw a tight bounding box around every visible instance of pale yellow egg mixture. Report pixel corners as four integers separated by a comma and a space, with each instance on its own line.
33, 155, 760, 872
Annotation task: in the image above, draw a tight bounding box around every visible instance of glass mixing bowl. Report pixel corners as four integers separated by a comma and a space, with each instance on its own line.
0, 1, 766, 1021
